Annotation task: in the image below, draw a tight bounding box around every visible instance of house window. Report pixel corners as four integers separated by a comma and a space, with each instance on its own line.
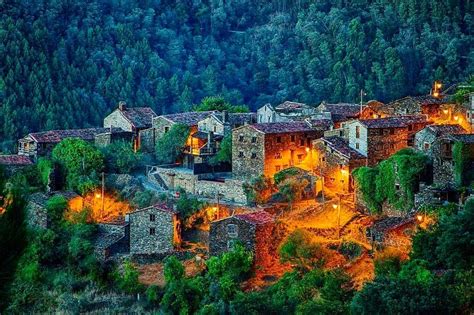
227, 224, 238, 237
276, 136, 282, 143
213, 126, 217, 132
251, 152, 257, 159
408, 125, 413, 131
424, 142, 430, 150
149, 228, 156, 235
238, 151, 244, 158
290, 135, 296, 142
275, 165, 281, 172
251, 136, 257, 143
239, 135, 244, 142
355, 126, 360, 139
274, 152, 282, 159
164, 126, 169, 133
150, 214, 156, 222
356, 143, 360, 150
390, 128, 395, 135
297, 154, 304, 161
227, 239, 236, 250
395, 183, 400, 191
390, 143, 395, 150
300, 139, 305, 146
379, 129, 384, 136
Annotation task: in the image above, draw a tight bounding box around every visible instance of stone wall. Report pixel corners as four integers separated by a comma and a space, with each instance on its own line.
209, 216, 256, 256
366, 128, 408, 166
152, 116, 175, 142
139, 127, 156, 152
104, 109, 133, 132
348, 121, 369, 156
198, 115, 225, 136
129, 208, 176, 255
232, 126, 265, 178
195, 178, 247, 204
414, 128, 437, 155
26, 202, 48, 229
94, 131, 134, 148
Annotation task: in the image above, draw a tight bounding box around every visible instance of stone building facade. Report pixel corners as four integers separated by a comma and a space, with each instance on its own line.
0, 155, 33, 174
94, 221, 130, 261
431, 134, 474, 189
313, 136, 367, 192
414, 124, 466, 156
232, 121, 328, 179
128, 203, 181, 255
198, 111, 256, 136
209, 210, 278, 268
315, 102, 361, 128
347, 115, 429, 166
257, 101, 317, 123
94, 129, 134, 148
103, 102, 157, 151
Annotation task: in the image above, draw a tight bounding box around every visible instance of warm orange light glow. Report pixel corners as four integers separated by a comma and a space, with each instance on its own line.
305, 147, 310, 152
341, 169, 348, 175
417, 215, 423, 222
433, 91, 440, 98
332, 204, 338, 209
95, 193, 101, 199
443, 109, 449, 115
454, 115, 459, 121
436, 83, 442, 89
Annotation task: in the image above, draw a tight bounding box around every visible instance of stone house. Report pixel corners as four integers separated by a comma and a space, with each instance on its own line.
414, 124, 466, 156
347, 115, 429, 166
103, 102, 157, 151
209, 210, 278, 268
128, 203, 182, 255
374, 95, 452, 118
94, 128, 134, 148
198, 111, 257, 136
367, 216, 415, 248
466, 93, 474, 132
94, 219, 130, 261
313, 136, 367, 192
18, 127, 119, 161
257, 101, 317, 123
431, 134, 474, 190
0, 155, 33, 174
232, 121, 329, 179
26, 191, 81, 229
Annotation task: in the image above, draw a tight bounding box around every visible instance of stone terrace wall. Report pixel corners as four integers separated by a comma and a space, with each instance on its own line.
195, 178, 247, 204
209, 216, 256, 256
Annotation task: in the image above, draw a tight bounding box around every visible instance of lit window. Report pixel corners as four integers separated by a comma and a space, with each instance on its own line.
227, 224, 238, 238
150, 214, 155, 222
149, 228, 156, 235
275, 165, 281, 172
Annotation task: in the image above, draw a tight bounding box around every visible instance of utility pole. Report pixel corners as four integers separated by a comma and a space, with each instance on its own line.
360, 89, 366, 116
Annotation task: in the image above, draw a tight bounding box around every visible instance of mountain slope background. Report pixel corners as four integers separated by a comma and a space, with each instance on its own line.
1, 0, 473, 148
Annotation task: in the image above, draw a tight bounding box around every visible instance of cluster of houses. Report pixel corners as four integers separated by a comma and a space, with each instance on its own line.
2, 88, 474, 263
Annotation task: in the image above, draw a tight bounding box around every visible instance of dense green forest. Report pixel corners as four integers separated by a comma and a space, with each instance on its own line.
1, 0, 473, 148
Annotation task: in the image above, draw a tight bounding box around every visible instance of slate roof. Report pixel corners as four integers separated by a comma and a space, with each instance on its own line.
425, 124, 466, 136
321, 136, 366, 159
29, 191, 80, 207
211, 112, 257, 126
370, 216, 415, 233
235, 210, 274, 225
0, 155, 33, 166
389, 95, 452, 107
320, 103, 361, 121
250, 121, 315, 134
25, 128, 123, 143
446, 133, 474, 144
158, 111, 216, 126
305, 118, 334, 129
358, 115, 428, 129
120, 107, 157, 129
130, 202, 177, 215
275, 101, 312, 111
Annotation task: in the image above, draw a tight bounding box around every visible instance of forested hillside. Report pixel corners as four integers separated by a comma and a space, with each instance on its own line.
1, 0, 473, 147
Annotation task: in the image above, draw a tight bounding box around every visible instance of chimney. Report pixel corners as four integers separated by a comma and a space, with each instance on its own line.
222, 110, 229, 123
118, 101, 127, 111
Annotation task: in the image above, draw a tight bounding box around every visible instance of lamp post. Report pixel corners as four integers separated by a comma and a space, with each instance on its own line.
360, 89, 367, 116
333, 194, 342, 240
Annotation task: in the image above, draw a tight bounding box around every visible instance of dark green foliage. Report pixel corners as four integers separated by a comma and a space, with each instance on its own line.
242, 175, 273, 205
52, 138, 104, 194
176, 189, 205, 222
279, 229, 328, 272
155, 123, 189, 165
102, 141, 143, 174
339, 241, 363, 261
130, 190, 162, 209
354, 149, 429, 213
210, 134, 232, 165
273, 167, 303, 185
1, 0, 472, 149
114, 260, 143, 295
453, 75, 474, 104
453, 141, 474, 187
37, 158, 53, 188
194, 96, 249, 113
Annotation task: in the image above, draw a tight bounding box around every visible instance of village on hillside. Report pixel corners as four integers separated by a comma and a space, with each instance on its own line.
1, 81, 474, 289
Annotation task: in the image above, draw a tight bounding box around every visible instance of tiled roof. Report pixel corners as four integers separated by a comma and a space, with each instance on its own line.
426, 124, 466, 136
321, 136, 366, 159
275, 101, 311, 111
0, 155, 33, 166
235, 210, 274, 225
26, 128, 123, 143
358, 115, 428, 129
130, 202, 176, 215
389, 95, 452, 107
250, 121, 315, 134
120, 107, 157, 129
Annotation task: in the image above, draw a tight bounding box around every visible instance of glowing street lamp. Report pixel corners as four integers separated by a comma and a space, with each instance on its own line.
95, 193, 101, 199
417, 214, 423, 222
